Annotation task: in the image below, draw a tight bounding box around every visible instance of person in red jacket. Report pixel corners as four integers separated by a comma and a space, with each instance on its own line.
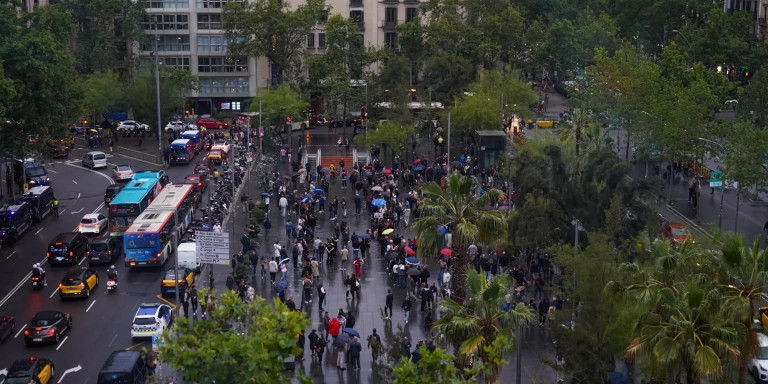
328, 316, 341, 338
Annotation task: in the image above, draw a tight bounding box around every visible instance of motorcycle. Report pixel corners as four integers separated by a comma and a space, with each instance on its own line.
106, 279, 117, 293
31, 275, 44, 290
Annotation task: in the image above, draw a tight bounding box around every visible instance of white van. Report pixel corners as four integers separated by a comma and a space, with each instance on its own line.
750, 332, 768, 382
177, 242, 200, 273
83, 151, 108, 169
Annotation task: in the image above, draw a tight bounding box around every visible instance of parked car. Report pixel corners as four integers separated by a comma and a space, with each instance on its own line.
165, 121, 197, 133
197, 117, 228, 130
116, 120, 150, 134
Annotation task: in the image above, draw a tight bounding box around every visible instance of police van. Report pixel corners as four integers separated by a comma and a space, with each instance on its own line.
0, 202, 32, 244
21, 186, 54, 223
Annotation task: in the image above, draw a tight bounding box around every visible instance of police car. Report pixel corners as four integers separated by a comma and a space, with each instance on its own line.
130, 303, 173, 339
6, 356, 55, 384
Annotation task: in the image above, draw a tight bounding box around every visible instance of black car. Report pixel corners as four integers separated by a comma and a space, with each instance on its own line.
88, 236, 123, 266
104, 184, 123, 205
24, 311, 72, 346
7, 356, 55, 384
193, 163, 211, 176
0, 316, 15, 343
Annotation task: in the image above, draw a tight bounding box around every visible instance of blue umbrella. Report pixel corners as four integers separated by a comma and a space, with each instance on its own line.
413, 165, 424, 171
437, 224, 447, 235
405, 257, 419, 265
357, 233, 371, 239
609, 372, 628, 384
342, 328, 360, 337
260, 192, 272, 198
313, 188, 325, 194
302, 197, 311, 203
372, 198, 387, 207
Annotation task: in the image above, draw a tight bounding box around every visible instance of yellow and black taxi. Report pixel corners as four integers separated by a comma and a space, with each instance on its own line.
160, 267, 194, 296
59, 268, 99, 299
6, 356, 54, 384
206, 150, 223, 165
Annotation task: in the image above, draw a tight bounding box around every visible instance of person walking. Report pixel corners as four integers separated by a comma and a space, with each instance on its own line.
340, 246, 349, 271
317, 282, 326, 312
322, 311, 332, 340
310, 257, 320, 282
384, 289, 393, 320
181, 289, 190, 318
538, 298, 550, 326
279, 195, 288, 217
367, 329, 382, 362
296, 331, 306, 361
303, 276, 312, 304
52, 197, 59, 217
308, 329, 320, 360
268, 258, 278, 284
402, 296, 412, 325
349, 336, 362, 371
189, 285, 199, 319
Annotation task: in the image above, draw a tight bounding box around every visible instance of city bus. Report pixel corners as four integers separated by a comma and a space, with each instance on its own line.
123, 210, 176, 268
107, 175, 160, 236
145, 184, 195, 238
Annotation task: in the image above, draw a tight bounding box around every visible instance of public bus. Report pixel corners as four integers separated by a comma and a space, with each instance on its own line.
144, 184, 195, 238
107, 175, 161, 236
123, 210, 176, 268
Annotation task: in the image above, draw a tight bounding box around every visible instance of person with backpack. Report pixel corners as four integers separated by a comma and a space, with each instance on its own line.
367, 329, 382, 361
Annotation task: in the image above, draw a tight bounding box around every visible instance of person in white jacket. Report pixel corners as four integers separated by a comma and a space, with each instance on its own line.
268, 259, 279, 284
279, 196, 288, 217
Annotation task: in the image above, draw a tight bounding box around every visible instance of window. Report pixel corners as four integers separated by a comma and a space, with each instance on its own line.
406, 7, 418, 22
199, 77, 249, 94
318, 33, 326, 48
143, 0, 189, 8
142, 14, 189, 30
350, 10, 364, 29
196, 0, 241, 8
143, 35, 190, 51
197, 14, 221, 29
160, 57, 190, 70
307, 33, 315, 48
197, 35, 226, 52
198, 57, 248, 73
384, 32, 397, 49
385, 7, 397, 23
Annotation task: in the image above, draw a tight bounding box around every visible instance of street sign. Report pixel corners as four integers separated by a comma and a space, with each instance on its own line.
196, 232, 230, 265
710, 171, 723, 189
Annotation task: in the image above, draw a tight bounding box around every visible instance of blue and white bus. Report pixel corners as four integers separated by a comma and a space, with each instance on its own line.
145, 184, 195, 238
108, 175, 160, 236
123, 210, 176, 268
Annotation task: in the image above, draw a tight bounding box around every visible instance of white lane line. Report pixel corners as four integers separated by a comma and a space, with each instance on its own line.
14, 324, 25, 338
70, 208, 83, 215
34, 227, 44, 235
55, 335, 68, 350
77, 193, 81, 200
107, 333, 117, 348
86, 300, 96, 313
47, 168, 57, 173
5, 251, 16, 260
59, 209, 66, 215
72, 180, 78, 185
49, 287, 60, 299
78, 257, 86, 266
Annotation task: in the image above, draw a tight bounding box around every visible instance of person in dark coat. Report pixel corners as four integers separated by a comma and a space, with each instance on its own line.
348, 336, 363, 371
308, 330, 320, 359
296, 331, 306, 361
538, 298, 550, 326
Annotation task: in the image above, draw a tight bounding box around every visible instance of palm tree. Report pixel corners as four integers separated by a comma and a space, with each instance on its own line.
626, 282, 744, 384
412, 171, 507, 304
718, 235, 768, 384
431, 271, 534, 382
558, 108, 592, 176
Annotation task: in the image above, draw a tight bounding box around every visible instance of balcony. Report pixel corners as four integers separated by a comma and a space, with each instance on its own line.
382, 20, 397, 30
760, 17, 767, 26
350, 0, 363, 6
403, 0, 419, 3
381, 0, 399, 3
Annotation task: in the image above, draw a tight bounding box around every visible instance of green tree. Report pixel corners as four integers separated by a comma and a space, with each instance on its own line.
354, 121, 413, 163
160, 290, 310, 383
558, 108, 593, 176
128, 66, 197, 131
254, 84, 306, 146
718, 235, 768, 384
432, 271, 534, 382
391, 346, 476, 384
223, 0, 325, 84
80, 71, 125, 129
739, 64, 768, 126
412, 172, 506, 304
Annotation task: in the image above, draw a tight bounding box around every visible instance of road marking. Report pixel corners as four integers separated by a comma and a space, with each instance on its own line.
155, 294, 177, 310
70, 207, 84, 215
34, 227, 44, 235
14, 325, 25, 338
56, 365, 81, 383
49, 287, 60, 299
72, 180, 78, 185
107, 333, 117, 348
86, 300, 96, 312
55, 335, 68, 350
124, 342, 144, 351
77, 193, 81, 200
47, 168, 57, 173
59, 209, 66, 215
5, 251, 15, 260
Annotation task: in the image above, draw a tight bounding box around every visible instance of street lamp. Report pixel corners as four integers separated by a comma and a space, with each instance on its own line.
698, 137, 725, 231
153, 23, 163, 160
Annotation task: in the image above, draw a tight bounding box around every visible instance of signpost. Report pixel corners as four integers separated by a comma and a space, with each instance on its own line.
196, 232, 230, 265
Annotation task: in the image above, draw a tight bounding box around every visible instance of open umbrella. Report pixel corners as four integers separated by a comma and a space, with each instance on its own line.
382, 228, 394, 235
364, 165, 373, 170
413, 159, 421, 164
357, 233, 371, 239
405, 257, 419, 265
436, 225, 447, 235
440, 248, 452, 256
383, 169, 392, 175
371, 186, 384, 192
343, 328, 360, 338
499, 205, 510, 211
387, 251, 401, 260
413, 165, 424, 171
278, 258, 290, 265
406, 267, 421, 276
260, 192, 272, 198
371, 198, 386, 207
404, 247, 415, 256
450, 160, 461, 167
332, 333, 350, 347
321, 167, 330, 173
313, 188, 325, 194
281, 175, 292, 180
274, 279, 287, 295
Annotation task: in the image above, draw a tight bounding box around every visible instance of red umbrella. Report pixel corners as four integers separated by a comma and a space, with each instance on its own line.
404, 247, 415, 256
413, 159, 422, 164
440, 248, 452, 256
383, 169, 392, 175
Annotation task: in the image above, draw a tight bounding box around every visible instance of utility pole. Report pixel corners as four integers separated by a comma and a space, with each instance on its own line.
154, 23, 162, 159
447, 112, 451, 164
